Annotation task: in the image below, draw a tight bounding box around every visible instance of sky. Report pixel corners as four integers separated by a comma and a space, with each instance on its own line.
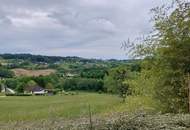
0, 0, 167, 59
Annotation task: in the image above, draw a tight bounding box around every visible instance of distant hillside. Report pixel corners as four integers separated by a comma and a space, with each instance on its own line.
0, 53, 136, 63
0, 54, 92, 63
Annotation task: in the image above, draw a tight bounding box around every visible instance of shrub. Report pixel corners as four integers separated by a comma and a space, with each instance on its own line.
6, 93, 32, 96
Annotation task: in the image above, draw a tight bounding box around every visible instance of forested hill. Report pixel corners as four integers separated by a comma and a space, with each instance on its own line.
0, 54, 94, 63
0, 53, 134, 63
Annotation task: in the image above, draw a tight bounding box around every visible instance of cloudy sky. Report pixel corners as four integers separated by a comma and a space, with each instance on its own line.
0, 0, 167, 59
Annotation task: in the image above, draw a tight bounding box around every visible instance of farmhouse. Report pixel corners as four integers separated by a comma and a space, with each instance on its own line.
24, 86, 46, 95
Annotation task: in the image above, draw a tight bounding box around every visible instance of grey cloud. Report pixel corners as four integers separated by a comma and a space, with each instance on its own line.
0, 0, 165, 59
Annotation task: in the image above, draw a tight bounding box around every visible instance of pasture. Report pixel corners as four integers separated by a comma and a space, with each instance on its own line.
0, 92, 157, 125
0, 93, 122, 122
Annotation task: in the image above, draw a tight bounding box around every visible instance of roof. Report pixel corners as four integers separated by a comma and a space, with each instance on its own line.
32, 86, 44, 92
25, 86, 44, 92
33, 90, 46, 94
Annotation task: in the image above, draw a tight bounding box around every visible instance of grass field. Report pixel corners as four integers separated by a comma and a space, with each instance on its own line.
0, 93, 122, 122
0, 93, 157, 123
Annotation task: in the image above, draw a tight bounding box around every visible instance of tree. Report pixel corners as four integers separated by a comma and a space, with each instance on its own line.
24, 80, 38, 92
104, 66, 130, 102
0, 68, 14, 78
104, 74, 118, 93
45, 83, 54, 89
5, 79, 18, 90
15, 82, 25, 93
80, 67, 107, 79
118, 83, 129, 103
128, 0, 190, 113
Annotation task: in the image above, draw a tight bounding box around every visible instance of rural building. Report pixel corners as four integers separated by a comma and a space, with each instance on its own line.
24, 86, 46, 95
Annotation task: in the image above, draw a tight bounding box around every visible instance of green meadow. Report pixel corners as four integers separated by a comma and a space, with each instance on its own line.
0, 93, 120, 122
0, 93, 156, 123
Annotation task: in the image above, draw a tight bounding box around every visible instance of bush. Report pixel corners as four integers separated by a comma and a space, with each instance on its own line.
98, 90, 103, 94
61, 91, 78, 96
6, 93, 32, 96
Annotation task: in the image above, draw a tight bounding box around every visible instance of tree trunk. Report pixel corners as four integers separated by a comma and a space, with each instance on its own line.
188, 73, 190, 112
88, 105, 93, 130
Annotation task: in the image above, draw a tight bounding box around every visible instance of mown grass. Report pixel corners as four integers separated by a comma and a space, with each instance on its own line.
0, 93, 121, 122
0, 93, 5, 96
0, 93, 157, 123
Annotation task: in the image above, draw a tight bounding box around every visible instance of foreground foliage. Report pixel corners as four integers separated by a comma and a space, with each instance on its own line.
127, 0, 190, 113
